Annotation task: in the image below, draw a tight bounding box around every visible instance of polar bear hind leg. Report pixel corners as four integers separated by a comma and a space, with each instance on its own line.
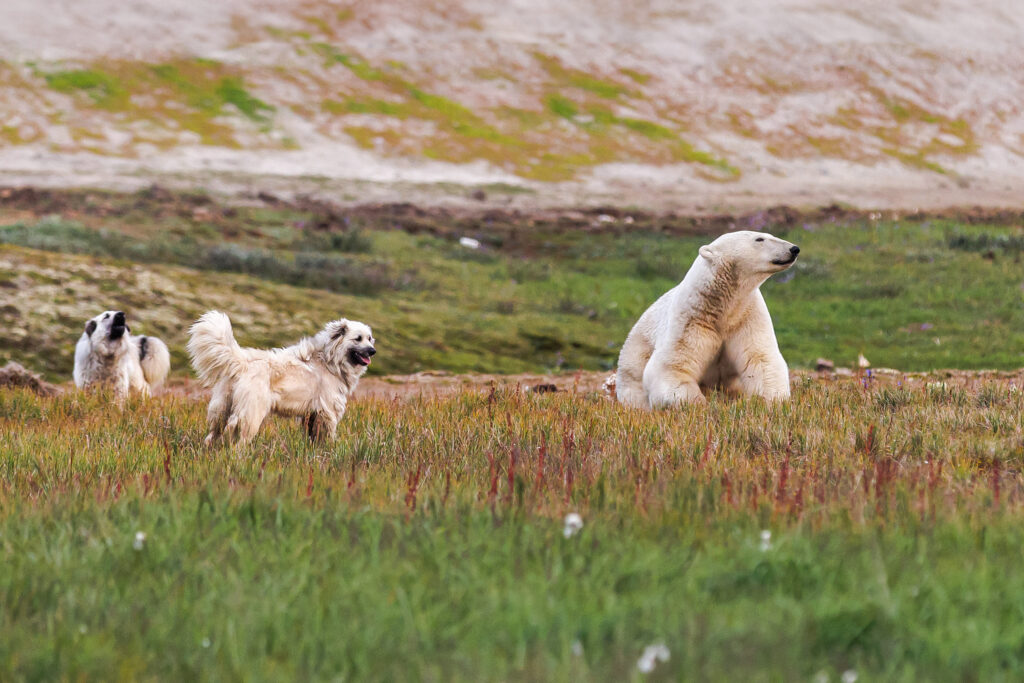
615, 331, 655, 408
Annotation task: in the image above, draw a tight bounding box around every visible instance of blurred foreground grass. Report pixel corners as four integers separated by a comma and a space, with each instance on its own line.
3, 378, 1024, 680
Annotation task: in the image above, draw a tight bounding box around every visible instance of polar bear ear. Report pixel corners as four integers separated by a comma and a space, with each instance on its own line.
699, 245, 717, 262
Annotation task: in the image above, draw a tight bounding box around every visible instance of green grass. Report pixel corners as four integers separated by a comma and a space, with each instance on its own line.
3, 377, 1024, 680
0, 219, 399, 295
36, 59, 276, 148
44, 69, 127, 109
2, 197, 1024, 380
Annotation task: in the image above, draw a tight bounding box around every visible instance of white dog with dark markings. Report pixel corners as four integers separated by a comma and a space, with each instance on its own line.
73, 310, 171, 398
187, 310, 376, 446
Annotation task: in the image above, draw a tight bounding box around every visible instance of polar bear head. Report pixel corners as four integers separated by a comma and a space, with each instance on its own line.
698, 230, 800, 275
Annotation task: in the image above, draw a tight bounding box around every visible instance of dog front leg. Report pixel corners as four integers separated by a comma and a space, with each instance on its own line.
305, 411, 339, 443
304, 412, 326, 442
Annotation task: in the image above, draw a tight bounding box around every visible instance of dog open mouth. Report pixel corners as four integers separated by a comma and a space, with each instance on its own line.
348, 348, 373, 366
109, 312, 128, 340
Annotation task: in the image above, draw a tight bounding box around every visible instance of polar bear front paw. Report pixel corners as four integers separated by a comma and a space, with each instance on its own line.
646, 380, 706, 409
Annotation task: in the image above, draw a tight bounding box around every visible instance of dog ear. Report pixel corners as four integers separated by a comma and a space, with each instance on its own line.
699, 245, 717, 262
85, 320, 97, 336
330, 321, 348, 341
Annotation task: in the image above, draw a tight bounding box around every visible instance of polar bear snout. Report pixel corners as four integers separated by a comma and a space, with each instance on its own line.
771, 244, 800, 267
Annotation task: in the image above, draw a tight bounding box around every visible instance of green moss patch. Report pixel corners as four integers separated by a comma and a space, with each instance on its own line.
38, 58, 277, 148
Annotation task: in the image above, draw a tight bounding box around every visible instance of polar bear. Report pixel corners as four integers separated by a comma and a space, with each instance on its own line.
615, 230, 799, 409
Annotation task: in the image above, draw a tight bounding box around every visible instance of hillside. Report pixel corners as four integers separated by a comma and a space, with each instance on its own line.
1, 0, 1024, 208
2, 188, 1024, 380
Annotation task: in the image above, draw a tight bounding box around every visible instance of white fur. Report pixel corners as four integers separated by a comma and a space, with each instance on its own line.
615, 230, 798, 409
188, 310, 376, 446
73, 310, 170, 399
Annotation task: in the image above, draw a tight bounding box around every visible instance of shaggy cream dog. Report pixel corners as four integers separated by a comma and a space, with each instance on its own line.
73, 310, 171, 398
188, 311, 376, 446
616, 230, 799, 409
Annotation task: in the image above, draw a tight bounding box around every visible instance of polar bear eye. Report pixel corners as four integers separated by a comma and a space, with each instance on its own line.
755, 237, 765, 242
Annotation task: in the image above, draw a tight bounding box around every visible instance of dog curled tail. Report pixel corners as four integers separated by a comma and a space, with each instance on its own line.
187, 311, 246, 388
135, 335, 171, 390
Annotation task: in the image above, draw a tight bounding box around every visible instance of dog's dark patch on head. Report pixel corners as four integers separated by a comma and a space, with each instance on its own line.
331, 324, 348, 341
138, 336, 149, 361
85, 320, 97, 336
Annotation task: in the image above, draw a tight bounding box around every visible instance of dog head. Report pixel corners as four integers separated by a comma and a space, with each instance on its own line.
83, 310, 131, 357
319, 318, 376, 375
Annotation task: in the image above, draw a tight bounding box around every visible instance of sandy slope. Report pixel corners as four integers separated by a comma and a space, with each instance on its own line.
2, 0, 1024, 209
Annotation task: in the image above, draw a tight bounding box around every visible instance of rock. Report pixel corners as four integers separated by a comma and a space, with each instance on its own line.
0, 361, 60, 397
815, 357, 835, 372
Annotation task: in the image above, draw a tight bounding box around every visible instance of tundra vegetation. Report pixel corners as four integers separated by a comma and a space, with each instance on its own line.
3, 377, 1024, 680
1, 189, 1023, 379
2, 189, 1024, 679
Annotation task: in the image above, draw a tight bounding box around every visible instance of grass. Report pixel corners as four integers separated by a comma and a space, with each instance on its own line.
3, 194, 1024, 380
0, 218, 402, 295
3, 376, 1024, 680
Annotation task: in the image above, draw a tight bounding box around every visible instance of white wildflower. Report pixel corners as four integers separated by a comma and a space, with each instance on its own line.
458, 236, 481, 249
571, 639, 584, 657
202, 637, 212, 648
841, 670, 858, 683
133, 531, 146, 551
759, 529, 772, 551
637, 642, 670, 673
563, 512, 583, 538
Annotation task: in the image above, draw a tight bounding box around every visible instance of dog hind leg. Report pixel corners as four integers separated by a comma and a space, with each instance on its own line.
226, 383, 272, 446
205, 379, 232, 446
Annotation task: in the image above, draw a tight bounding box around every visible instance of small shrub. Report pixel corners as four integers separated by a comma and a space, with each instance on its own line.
976, 384, 1010, 408
634, 255, 680, 281
947, 232, 1024, 254
875, 387, 914, 411
293, 229, 373, 254
926, 382, 968, 406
